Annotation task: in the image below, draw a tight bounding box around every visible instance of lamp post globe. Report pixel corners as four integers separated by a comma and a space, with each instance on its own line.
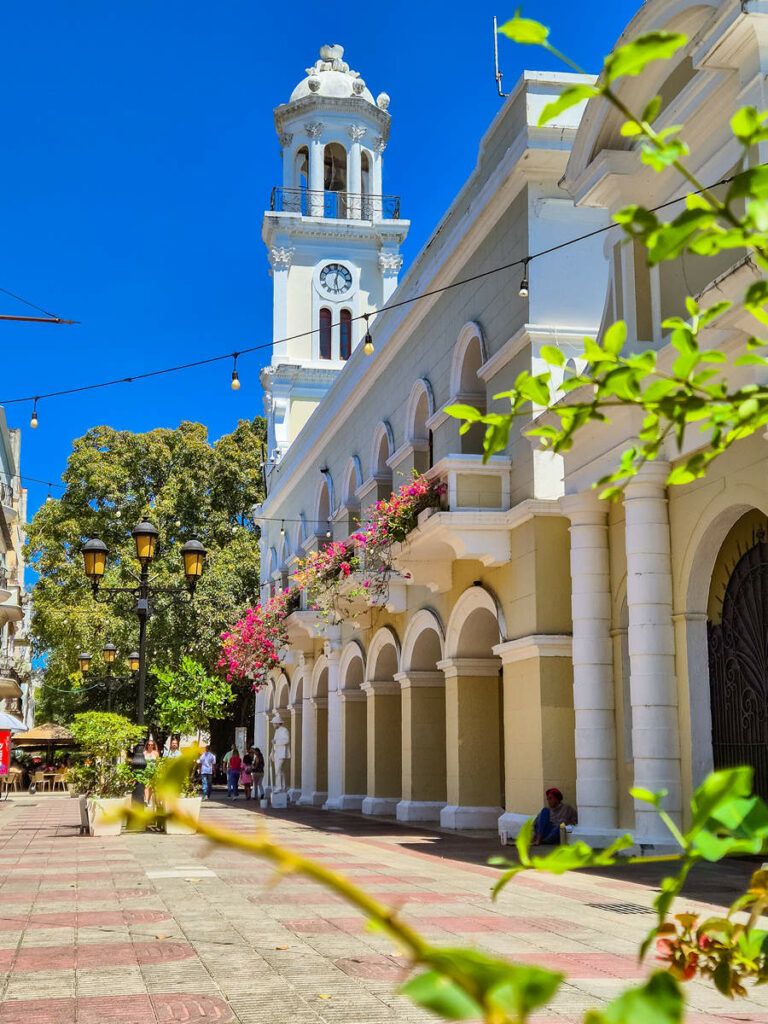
131, 522, 159, 565
82, 538, 108, 587
180, 538, 206, 590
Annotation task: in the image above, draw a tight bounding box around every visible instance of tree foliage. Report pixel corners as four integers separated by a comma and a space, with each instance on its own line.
153, 656, 234, 735
449, 17, 768, 498
27, 418, 265, 724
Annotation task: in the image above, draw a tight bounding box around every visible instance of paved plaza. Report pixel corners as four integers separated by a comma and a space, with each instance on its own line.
1, 795, 768, 1023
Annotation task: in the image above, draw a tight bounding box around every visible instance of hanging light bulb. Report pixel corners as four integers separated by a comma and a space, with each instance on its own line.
363, 313, 374, 356
30, 399, 39, 429
280, 521, 285, 537
518, 258, 530, 298
231, 353, 241, 390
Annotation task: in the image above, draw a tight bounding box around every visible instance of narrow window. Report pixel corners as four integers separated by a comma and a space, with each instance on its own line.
340, 309, 352, 360
319, 308, 332, 360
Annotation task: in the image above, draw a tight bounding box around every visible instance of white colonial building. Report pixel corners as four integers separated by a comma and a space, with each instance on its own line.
252, 3, 768, 850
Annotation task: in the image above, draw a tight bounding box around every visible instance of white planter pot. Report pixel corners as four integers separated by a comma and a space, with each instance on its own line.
87, 796, 129, 837
164, 796, 203, 835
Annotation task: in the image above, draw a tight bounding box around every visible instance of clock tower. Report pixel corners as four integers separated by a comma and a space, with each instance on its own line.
261, 44, 409, 462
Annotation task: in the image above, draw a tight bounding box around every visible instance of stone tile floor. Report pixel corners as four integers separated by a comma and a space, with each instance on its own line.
1, 792, 768, 1022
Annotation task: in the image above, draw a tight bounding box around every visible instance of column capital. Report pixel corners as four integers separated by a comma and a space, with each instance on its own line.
339, 688, 367, 702
624, 460, 670, 500
560, 490, 608, 525
493, 634, 572, 664
437, 657, 500, 678
362, 679, 400, 695
394, 671, 445, 689
310, 696, 328, 709
288, 702, 303, 714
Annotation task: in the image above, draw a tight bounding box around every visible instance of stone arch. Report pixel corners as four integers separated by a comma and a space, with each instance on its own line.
405, 379, 435, 446
274, 674, 290, 712
267, 546, 278, 579
401, 608, 444, 672
312, 654, 330, 698
445, 585, 505, 659
365, 625, 400, 681
679, 489, 768, 791
342, 456, 362, 506
339, 640, 366, 690
315, 472, 333, 533
289, 663, 309, 705
449, 323, 487, 454
362, 626, 402, 817
370, 422, 395, 480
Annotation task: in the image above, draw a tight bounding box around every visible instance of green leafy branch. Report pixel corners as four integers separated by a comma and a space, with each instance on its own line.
448, 14, 768, 494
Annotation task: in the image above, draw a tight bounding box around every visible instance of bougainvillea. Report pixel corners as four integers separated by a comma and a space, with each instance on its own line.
220, 475, 443, 670
218, 589, 291, 688
352, 474, 444, 553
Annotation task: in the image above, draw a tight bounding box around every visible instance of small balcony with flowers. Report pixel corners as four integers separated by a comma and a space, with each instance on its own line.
387, 455, 513, 592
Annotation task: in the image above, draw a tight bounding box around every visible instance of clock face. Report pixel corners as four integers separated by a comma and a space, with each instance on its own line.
320, 263, 353, 295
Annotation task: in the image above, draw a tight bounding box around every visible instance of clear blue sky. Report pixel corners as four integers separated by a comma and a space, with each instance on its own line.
2, 0, 639, 520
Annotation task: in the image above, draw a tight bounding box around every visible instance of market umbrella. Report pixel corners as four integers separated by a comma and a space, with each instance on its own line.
0, 712, 26, 732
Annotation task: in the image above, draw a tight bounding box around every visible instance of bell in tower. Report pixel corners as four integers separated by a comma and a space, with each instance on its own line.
260, 44, 410, 466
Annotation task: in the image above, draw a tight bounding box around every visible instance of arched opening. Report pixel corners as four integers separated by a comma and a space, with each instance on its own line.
361, 151, 371, 217
442, 589, 504, 828
362, 628, 401, 816
316, 475, 332, 540
336, 644, 367, 809
324, 142, 347, 216
319, 307, 332, 360
293, 146, 309, 212
370, 424, 394, 501
340, 309, 352, 360
457, 336, 486, 455
398, 611, 447, 821
406, 379, 434, 475
707, 509, 768, 799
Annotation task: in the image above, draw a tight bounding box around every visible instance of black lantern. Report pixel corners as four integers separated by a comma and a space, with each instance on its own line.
180, 538, 206, 589
131, 521, 159, 565
78, 652, 92, 673
82, 538, 108, 586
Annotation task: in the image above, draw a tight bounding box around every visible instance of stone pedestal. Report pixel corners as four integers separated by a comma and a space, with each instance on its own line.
271, 790, 289, 809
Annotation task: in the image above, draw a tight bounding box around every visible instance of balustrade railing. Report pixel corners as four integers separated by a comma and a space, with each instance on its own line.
270, 186, 400, 220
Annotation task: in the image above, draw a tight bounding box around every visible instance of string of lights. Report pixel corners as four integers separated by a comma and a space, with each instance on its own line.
0, 176, 736, 429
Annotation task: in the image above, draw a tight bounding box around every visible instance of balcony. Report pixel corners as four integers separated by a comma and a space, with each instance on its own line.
270, 186, 401, 221
0, 482, 16, 525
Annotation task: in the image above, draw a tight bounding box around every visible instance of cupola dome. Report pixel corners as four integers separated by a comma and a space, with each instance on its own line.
289, 44, 386, 107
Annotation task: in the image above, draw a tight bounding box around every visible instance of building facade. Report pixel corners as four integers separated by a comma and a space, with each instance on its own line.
253, 2, 768, 849
0, 408, 32, 725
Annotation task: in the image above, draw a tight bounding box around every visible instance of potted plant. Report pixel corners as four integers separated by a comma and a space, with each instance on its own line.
153, 657, 233, 832
69, 712, 144, 837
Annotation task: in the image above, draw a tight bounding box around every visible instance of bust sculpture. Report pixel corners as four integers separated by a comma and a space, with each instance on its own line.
270, 712, 291, 793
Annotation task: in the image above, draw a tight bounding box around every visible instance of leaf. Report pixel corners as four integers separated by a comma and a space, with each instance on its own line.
488, 964, 563, 1018
497, 11, 549, 44
539, 85, 598, 127
603, 32, 687, 85
630, 786, 667, 808
728, 165, 768, 201
444, 403, 483, 422
400, 971, 480, 1020
603, 320, 627, 357
732, 106, 761, 142
540, 344, 566, 367
642, 95, 662, 124
688, 766, 754, 835
585, 972, 683, 1024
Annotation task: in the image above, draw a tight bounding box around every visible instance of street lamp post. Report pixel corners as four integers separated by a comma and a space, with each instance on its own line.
78, 642, 140, 712
81, 524, 206, 805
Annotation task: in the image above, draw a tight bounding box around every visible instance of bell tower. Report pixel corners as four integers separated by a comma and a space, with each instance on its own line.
261, 44, 409, 464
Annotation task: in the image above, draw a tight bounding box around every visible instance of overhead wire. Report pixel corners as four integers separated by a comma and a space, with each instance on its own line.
0, 175, 736, 409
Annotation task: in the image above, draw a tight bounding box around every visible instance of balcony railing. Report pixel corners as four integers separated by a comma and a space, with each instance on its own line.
270, 186, 400, 221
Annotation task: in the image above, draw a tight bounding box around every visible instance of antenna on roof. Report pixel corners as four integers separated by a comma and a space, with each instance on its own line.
493, 16, 509, 98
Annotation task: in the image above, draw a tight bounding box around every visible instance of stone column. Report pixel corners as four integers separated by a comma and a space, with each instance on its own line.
371, 138, 384, 219
438, 658, 503, 829
306, 123, 325, 216
324, 643, 344, 810
288, 701, 302, 801
268, 248, 292, 361
624, 461, 682, 845
347, 127, 364, 219
361, 680, 401, 816
395, 671, 446, 822
313, 696, 328, 804
561, 492, 619, 839
298, 693, 317, 806
338, 689, 367, 809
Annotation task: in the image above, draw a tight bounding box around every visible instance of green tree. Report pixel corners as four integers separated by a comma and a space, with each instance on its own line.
27, 418, 265, 725
154, 656, 234, 736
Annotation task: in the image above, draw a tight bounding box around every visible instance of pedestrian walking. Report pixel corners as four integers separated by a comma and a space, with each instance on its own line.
197, 744, 216, 800
240, 753, 253, 799
165, 737, 182, 758
143, 738, 159, 805
251, 746, 265, 799
227, 747, 242, 799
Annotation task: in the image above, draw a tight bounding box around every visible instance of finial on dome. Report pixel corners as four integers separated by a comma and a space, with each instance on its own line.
376, 92, 390, 110
319, 43, 344, 61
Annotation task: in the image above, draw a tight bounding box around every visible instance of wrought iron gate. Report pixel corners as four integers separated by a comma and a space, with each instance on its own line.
707, 535, 768, 800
